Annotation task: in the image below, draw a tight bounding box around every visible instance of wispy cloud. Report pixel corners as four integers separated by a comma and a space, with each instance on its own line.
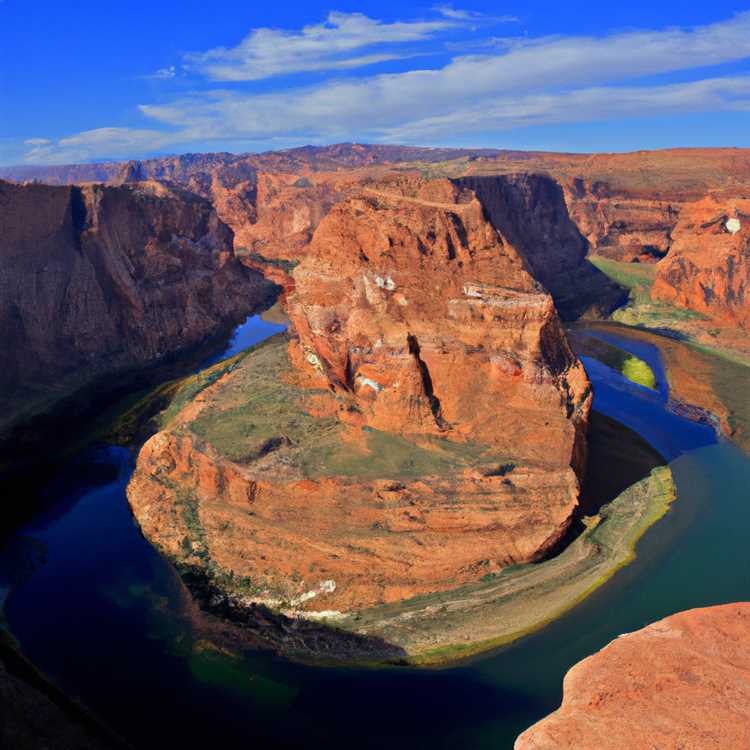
433, 5, 518, 23
182, 10, 481, 81
23, 128, 171, 164
145, 65, 177, 80
19, 11, 750, 163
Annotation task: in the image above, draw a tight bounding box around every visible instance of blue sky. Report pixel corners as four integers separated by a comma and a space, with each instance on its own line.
3, 1, 750, 164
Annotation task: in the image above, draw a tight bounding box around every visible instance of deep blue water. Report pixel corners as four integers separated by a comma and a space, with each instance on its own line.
201, 312, 286, 368
2, 322, 750, 749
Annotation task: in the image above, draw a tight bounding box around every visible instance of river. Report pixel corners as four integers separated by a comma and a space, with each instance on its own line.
2, 316, 749, 749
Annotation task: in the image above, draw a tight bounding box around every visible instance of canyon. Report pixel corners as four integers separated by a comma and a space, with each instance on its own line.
6, 145, 750, 343
515, 603, 750, 750
3, 143, 750, 740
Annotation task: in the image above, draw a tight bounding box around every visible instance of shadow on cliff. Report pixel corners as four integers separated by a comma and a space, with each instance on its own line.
0, 303, 281, 539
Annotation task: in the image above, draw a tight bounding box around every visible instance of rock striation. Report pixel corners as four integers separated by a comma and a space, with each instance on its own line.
515, 603, 750, 750
128, 178, 591, 651
0, 179, 276, 440
562, 178, 679, 262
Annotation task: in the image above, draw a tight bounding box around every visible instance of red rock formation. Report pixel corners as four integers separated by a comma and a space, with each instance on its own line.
287, 178, 590, 458
128, 178, 590, 626
10, 145, 750, 309
563, 178, 678, 262
0, 179, 276, 438
652, 197, 750, 329
515, 603, 750, 750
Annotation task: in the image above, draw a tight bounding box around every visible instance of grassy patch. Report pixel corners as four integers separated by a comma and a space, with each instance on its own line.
622, 356, 657, 390
590, 256, 707, 330
242, 250, 299, 273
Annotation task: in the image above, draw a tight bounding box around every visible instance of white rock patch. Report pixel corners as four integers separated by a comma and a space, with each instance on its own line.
726, 217, 741, 234
375, 274, 396, 291
305, 351, 323, 369
357, 375, 383, 393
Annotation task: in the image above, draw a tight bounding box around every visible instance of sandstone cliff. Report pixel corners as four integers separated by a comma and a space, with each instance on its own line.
652, 197, 750, 329
127, 178, 590, 649
0, 179, 276, 440
515, 603, 750, 750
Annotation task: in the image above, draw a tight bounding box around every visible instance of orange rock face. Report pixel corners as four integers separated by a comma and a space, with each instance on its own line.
515, 603, 750, 750
287, 178, 590, 460
0, 178, 276, 438
652, 197, 750, 329
128, 178, 590, 625
456, 175, 626, 318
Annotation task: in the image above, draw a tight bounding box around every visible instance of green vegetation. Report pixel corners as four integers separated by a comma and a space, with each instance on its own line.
590, 256, 707, 329
622, 356, 658, 389
571, 331, 657, 390
237, 249, 299, 273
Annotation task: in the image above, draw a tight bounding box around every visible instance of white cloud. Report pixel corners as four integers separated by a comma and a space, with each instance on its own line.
24, 138, 51, 146
183, 10, 469, 81
433, 5, 518, 23
19, 11, 750, 163
147, 65, 177, 80
23, 127, 173, 164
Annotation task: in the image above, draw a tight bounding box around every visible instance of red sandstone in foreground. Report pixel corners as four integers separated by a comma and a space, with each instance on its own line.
515, 603, 750, 750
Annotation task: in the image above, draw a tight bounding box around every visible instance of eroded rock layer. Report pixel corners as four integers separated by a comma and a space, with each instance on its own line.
128, 179, 590, 641
515, 603, 750, 750
0, 179, 276, 438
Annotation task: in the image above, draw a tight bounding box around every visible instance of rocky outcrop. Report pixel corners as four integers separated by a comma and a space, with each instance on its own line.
515, 603, 750, 750
287, 178, 590, 456
128, 178, 590, 650
0, 179, 276, 439
652, 197, 750, 329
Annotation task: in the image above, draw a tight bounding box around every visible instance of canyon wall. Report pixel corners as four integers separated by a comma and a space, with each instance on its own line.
562, 178, 679, 262
10, 146, 750, 326
456, 175, 627, 318
515, 603, 750, 750
0, 179, 276, 440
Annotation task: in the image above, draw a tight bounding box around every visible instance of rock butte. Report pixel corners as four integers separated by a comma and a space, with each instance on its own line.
127, 176, 591, 634
515, 603, 750, 750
